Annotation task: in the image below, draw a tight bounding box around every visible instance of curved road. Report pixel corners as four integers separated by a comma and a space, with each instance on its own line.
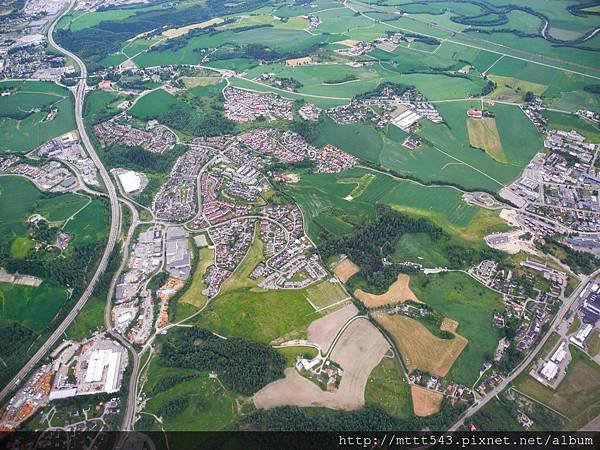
0, 1, 121, 403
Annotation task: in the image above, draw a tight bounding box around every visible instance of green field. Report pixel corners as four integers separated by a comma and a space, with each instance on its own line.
178, 247, 214, 310
142, 360, 239, 431
129, 89, 181, 118
0, 282, 69, 332
63, 199, 109, 244
194, 234, 322, 343
410, 272, 503, 385
0, 176, 91, 237
365, 357, 412, 418
0, 81, 76, 154
284, 167, 507, 245
84, 90, 124, 125
64, 296, 105, 340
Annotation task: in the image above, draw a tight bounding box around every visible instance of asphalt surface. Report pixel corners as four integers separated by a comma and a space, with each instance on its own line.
0, 2, 121, 403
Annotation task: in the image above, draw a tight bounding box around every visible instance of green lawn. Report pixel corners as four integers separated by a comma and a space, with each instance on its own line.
0, 282, 69, 332
365, 357, 412, 418
64, 296, 106, 340
142, 360, 239, 431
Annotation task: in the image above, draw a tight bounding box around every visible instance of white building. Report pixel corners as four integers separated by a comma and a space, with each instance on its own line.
118, 170, 142, 193
540, 360, 558, 380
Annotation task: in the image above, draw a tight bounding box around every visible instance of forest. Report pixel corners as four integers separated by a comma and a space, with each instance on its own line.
158, 327, 286, 395
238, 402, 465, 431
101, 143, 187, 174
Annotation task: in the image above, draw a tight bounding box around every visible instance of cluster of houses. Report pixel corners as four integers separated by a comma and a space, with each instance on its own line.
211, 218, 256, 272
298, 102, 322, 121
325, 85, 442, 134
94, 119, 176, 154
153, 147, 211, 222
223, 87, 293, 122
239, 127, 358, 172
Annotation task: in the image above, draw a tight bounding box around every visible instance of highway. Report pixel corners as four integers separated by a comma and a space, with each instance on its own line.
449, 268, 600, 430
0, 1, 121, 403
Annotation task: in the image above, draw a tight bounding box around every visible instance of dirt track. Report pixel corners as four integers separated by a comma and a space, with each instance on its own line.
254, 319, 389, 410
307, 303, 358, 352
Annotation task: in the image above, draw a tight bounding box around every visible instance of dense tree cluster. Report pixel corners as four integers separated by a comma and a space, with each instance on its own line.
150, 373, 199, 396
0, 321, 34, 386
158, 328, 286, 395
238, 403, 464, 431
290, 118, 320, 143
319, 206, 443, 290
155, 106, 235, 138
584, 84, 600, 94
101, 143, 187, 174
156, 396, 190, 419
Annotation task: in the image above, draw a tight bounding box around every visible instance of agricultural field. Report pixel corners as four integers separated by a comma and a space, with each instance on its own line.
466, 117, 506, 164
0, 81, 75, 154
374, 312, 467, 378
354, 274, 419, 309
411, 385, 444, 417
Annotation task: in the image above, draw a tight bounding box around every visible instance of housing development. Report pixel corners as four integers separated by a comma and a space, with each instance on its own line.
0, 0, 599, 445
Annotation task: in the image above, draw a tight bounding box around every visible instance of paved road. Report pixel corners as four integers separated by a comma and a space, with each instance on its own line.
449, 269, 599, 430
0, 1, 121, 403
